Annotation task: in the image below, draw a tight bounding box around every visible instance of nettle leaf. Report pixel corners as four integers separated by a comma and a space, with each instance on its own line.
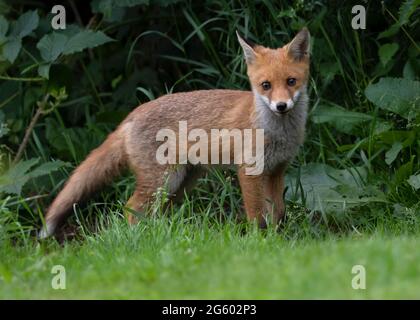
311, 104, 373, 134
378, 23, 400, 39
365, 77, 420, 119
36, 30, 114, 78
398, 0, 419, 25
10, 10, 39, 38
0, 158, 68, 195
0, 158, 39, 195
286, 163, 386, 213
28, 160, 68, 179
378, 0, 419, 39
36, 32, 67, 62
378, 43, 399, 66
2, 37, 21, 63
407, 174, 420, 190
63, 30, 114, 55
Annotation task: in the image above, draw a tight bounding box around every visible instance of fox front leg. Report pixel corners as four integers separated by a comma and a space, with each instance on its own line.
238, 167, 267, 228
263, 164, 287, 225
238, 164, 287, 228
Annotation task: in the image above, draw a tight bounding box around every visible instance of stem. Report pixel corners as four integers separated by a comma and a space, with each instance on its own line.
68, 0, 83, 26
13, 94, 49, 165
385, 8, 419, 51
0, 91, 19, 109
69, 0, 95, 61
80, 61, 104, 110
0, 75, 44, 82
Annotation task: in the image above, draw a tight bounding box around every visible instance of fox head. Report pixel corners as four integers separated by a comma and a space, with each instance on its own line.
237, 29, 310, 115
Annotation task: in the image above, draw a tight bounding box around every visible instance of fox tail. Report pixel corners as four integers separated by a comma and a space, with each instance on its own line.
39, 129, 127, 238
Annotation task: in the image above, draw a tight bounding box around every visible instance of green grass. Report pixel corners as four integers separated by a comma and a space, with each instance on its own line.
0, 1, 418, 300
1, 204, 419, 299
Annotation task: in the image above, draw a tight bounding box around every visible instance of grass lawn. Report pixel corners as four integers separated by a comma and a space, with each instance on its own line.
1, 207, 419, 299
0, 0, 418, 302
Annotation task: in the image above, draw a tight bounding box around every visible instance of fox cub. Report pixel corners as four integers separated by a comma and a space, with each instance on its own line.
40, 29, 310, 238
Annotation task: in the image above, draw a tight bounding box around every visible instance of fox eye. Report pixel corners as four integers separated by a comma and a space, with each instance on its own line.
287, 78, 297, 86
261, 81, 271, 90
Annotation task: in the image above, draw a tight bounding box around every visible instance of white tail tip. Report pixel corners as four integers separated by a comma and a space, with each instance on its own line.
38, 222, 56, 239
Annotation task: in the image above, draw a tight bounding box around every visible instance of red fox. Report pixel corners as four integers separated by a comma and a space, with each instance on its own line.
39, 28, 310, 238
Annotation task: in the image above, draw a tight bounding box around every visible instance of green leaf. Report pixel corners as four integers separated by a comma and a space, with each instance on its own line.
286, 163, 386, 213
378, 23, 400, 39
379, 1, 419, 39
365, 77, 420, 119
394, 156, 415, 185
0, 158, 39, 194
36, 32, 68, 62
378, 130, 416, 148
403, 59, 419, 80
385, 142, 403, 165
37, 30, 113, 63
407, 174, 420, 190
311, 104, 373, 134
37, 63, 51, 79
28, 160, 68, 178
10, 10, 39, 38
2, 37, 21, 63
63, 30, 114, 55
378, 43, 399, 66
398, 0, 420, 25
0, 158, 67, 195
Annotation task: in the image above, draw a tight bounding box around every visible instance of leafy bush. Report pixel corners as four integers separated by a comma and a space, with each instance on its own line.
0, 0, 418, 237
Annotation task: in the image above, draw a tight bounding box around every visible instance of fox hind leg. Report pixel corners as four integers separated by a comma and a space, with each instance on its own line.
124, 165, 169, 224
125, 165, 194, 224
171, 166, 205, 203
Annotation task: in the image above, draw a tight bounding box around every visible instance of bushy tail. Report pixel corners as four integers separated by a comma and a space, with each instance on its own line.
39, 129, 127, 238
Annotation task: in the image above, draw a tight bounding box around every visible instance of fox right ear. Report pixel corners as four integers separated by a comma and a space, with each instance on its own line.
236, 30, 257, 64
286, 28, 310, 61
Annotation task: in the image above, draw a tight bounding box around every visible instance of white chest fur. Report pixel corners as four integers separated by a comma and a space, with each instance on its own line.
254, 90, 308, 173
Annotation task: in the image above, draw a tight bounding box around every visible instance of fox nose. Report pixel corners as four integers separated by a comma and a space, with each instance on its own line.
276, 102, 287, 112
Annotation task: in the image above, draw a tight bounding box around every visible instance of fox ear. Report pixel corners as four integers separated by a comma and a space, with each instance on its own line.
236, 30, 257, 64
286, 28, 310, 61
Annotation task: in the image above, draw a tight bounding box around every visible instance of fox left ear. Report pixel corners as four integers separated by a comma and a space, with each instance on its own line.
286, 28, 310, 61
